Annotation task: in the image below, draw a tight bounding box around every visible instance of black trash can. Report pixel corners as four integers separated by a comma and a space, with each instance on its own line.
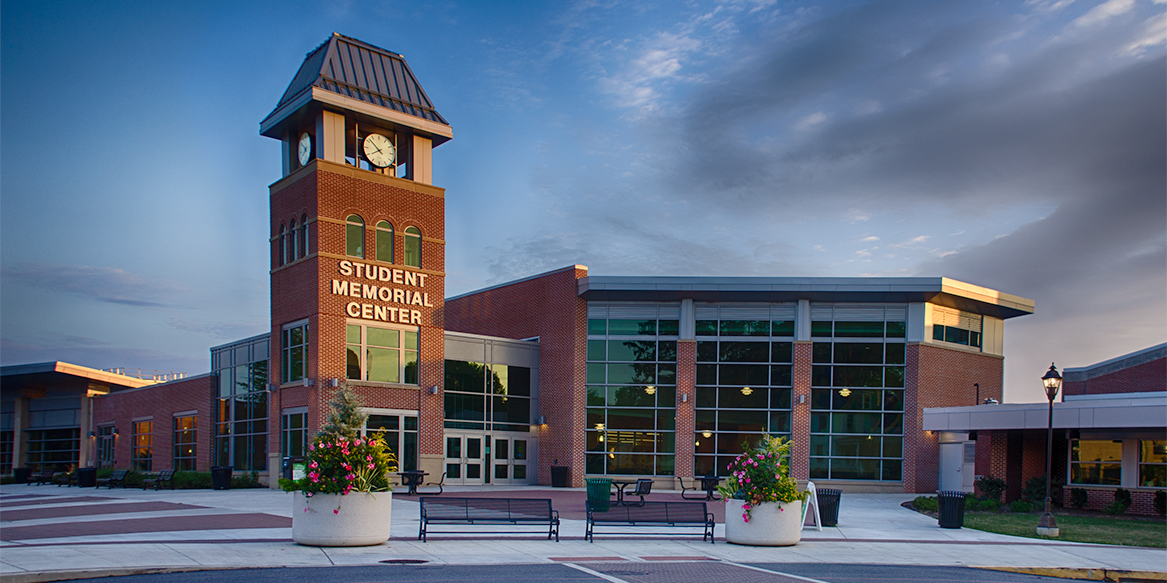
550, 465, 569, 488
13, 467, 31, 484
937, 490, 967, 529
211, 466, 232, 490
76, 467, 97, 488
817, 488, 842, 526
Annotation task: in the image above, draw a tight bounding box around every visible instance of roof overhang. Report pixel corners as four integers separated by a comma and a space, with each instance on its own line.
577, 276, 1034, 320
923, 393, 1167, 432
261, 87, 453, 146
1, 362, 154, 398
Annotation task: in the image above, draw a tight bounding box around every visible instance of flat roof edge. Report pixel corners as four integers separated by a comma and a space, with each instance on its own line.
447, 265, 588, 302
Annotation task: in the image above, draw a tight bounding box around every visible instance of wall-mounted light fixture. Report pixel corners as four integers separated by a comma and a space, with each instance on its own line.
680, 393, 689, 403
799, 394, 806, 404
88, 431, 96, 438
329, 378, 340, 387
302, 378, 315, 387
112, 428, 119, 436
427, 385, 440, 395
536, 415, 547, 425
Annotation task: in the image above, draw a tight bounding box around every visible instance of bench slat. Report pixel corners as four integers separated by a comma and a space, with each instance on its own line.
419, 497, 558, 542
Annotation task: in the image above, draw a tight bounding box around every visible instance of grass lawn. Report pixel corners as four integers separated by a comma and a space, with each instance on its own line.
962, 512, 1167, 548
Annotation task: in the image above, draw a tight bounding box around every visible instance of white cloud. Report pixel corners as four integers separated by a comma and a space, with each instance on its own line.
845, 209, 871, 223
859, 236, 880, 242
1126, 12, 1167, 54
794, 111, 828, 130
856, 249, 871, 257
1073, 0, 1135, 27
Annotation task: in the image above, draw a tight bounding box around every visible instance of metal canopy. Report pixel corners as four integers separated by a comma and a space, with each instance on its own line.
261, 33, 450, 143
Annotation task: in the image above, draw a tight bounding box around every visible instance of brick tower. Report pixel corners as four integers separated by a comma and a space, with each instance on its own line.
260, 33, 451, 478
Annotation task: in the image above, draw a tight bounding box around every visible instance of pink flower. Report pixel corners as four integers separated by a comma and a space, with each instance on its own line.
742, 513, 749, 522
367, 463, 375, 469
346, 473, 356, 480
344, 463, 352, 471
355, 438, 362, 446
366, 455, 373, 462
333, 509, 339, 514
745, 478, 751, 483
309, 461, 318, 469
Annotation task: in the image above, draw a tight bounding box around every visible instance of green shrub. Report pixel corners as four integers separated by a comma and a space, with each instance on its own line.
173, 471, 213, 489
1021, 475, 1064, 505
1103, 500, 1128, 514
231, 471, 262, 489
1069, 488, 1088, 509
969, 498, 1001, 512
96, 467, 113, 478
1155, 490, 1166, 516
912, 496, 938, 512
1009, 500, 1033, 513
124, 471, 146, 488
975, 476, 1007, 502
1113, 488, 1132, 509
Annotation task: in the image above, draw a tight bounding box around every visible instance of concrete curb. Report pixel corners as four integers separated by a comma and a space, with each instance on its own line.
0, 567, 243, 583
985, 567, 1167, 582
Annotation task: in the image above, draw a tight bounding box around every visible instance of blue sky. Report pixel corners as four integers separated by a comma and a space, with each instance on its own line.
2, 0, 1164, 403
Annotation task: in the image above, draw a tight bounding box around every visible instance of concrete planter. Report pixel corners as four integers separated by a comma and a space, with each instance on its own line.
724, 498, 802, 546
292, 491, 392, 546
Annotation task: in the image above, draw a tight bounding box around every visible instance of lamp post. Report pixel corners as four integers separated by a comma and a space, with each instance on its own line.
1037, 363, 1062, 537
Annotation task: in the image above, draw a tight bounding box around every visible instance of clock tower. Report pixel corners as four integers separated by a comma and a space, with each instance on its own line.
260, 33, 452, 479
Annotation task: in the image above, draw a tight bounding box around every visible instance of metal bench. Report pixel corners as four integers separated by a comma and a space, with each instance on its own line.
585, 500, 714, 543
419, 472, 446, 495
419, 497, 559, 542
143, 469, 176, 490
96, 469, 128, 489
31, 469, 55, 485
618, 478, 653, 506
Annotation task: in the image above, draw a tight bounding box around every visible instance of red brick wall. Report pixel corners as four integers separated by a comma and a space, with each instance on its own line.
1061, 487, 1162, 516
444, 266, 588, 485
269, 161, 446, 467
791, 341, 812, 481
903, 343, 1004, 493
675, 340, 696, 479
1063, 356, 1166, 397
92, 375, 213, 472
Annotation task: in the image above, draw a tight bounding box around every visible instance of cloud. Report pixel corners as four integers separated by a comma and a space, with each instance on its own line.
1, 262, 184, 307
859, 236, 880, 242
794, 111, 828, 130
0, 335, 205, 374
1072, 0, 1135, 27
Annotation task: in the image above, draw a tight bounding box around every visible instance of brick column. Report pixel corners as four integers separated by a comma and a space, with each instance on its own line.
791, 341, 812, 480
674, 339, 696, 481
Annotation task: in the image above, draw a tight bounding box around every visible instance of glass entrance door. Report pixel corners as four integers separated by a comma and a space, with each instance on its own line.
445, 433, 485, 485
489, 434, 530, 485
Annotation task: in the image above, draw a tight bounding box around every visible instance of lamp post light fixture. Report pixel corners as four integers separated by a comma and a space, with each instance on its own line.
1037, 363, 1062, 537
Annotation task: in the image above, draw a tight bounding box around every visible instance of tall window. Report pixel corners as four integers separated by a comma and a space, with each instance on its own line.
0, 431, 12, 474
96, 425, 115, 468
282, 321, 309, 383
282, 409, 308, 459
300, 214, 309, 258
26, 429, 80, 472
585, 307, 679, 476
174, 416, 197, 471
376, 221, 394, 263
346, 214, 365, 258
403, 226, 421, 267
1141, 440, 1166, 488
1070, 439, 1122, 485
808, 307, 906, 481
365, 411, 419, 471
289, 219, 298, 262
132, 420, 153, 472
212, 335, 270, 472
346, 324, 419, 384
278, 224, 286, 267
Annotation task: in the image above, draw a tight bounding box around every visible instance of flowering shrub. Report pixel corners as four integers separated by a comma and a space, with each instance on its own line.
296, 433, 398, 496
718, 435, 808, 522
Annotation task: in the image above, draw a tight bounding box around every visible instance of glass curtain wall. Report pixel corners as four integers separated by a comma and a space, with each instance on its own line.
693, 304, 795, 476
212, 335, 270, 471
444, 361, 532, 431
585, 304, 679, 476
809, 305, 906, 481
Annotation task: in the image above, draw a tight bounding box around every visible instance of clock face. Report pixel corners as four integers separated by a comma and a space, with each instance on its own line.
363, 133, 396, 168
298, 133, 312, 166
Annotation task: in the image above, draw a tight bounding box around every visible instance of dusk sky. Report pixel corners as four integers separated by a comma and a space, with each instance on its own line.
2, 0, 1164, 403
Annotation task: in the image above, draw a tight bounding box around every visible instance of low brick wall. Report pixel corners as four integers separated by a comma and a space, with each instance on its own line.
1061, 486, 1163, 516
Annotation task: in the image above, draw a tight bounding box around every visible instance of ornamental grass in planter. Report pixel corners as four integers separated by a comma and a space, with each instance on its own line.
281, 389, 397, 547
718, 435, 809, 546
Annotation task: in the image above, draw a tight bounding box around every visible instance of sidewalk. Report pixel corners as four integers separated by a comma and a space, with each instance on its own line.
2, 483, 1163, 581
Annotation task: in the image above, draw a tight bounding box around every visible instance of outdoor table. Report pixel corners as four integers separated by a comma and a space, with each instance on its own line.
398, 471, 428, 495
611, 479, 638, 505
697, 475, 721, 501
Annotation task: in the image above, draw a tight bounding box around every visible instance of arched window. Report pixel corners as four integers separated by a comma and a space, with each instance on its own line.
300, 214, 309, 258
376, 221, 394, 263
278, 223, 286, 267
404, 226, 421, 268
346, 214, 365, 258
289, 219, 298, 262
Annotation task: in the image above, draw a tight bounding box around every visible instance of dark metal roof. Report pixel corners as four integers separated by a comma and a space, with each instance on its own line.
261, 33, 449, 132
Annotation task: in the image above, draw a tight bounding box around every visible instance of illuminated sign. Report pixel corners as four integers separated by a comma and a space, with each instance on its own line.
331, 260, 434, 324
